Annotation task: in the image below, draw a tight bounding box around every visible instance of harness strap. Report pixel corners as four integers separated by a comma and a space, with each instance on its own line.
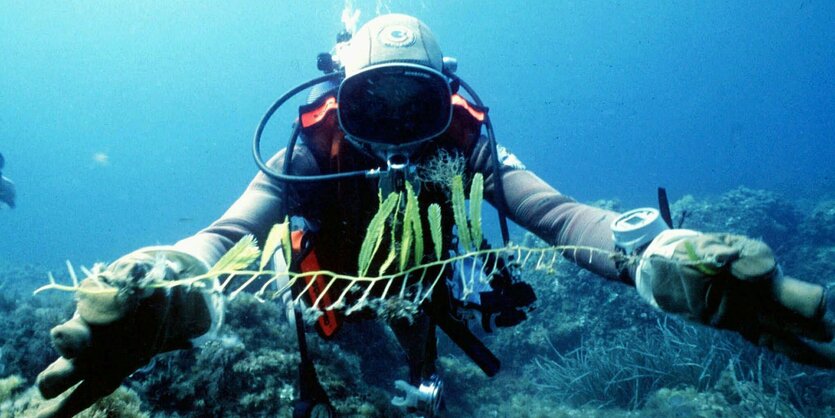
451, 94, 485, 122
300, 97, 338, 128
292, 231, 342, 338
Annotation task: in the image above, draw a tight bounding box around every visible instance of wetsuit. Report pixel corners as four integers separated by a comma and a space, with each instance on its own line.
174, 113, 624, 286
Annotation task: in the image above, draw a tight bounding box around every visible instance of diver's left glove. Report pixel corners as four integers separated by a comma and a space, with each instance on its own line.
636, 230, 835, 368
35, 247, 220, 418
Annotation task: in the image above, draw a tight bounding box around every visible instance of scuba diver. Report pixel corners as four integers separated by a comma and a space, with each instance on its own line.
35, 13, 835, 418
0, 152, 16, 209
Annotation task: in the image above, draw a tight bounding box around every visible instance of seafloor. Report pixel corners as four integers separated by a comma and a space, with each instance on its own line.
2, 186, 834, 417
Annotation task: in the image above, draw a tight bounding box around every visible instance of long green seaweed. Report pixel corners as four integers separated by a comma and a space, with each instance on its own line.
209, 235, 260, 275
358, 192, 399, 277
38, 175, 707, 322
260, 220, 289, 271
451, 174, 472, 252
469, 173, 484, 249
428, 203, 443, 260
399, 183, 416, 272
38, 234, 709, 322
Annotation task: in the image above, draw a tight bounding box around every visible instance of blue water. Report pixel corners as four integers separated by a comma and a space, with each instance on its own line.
1, 0, 834, 269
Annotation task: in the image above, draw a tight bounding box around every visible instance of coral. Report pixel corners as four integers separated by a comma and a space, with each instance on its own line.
0, 293, 73, 381
640, 386, 732, 418
710, 360, 811, 417
2, 386, 149, 418
486, 256, 656, 365
587, 198, 623, 213
11, 185, 835, 417
669, 189, 833, 286
77, 387, 149, 418
128, 293, 294, 417
495, 393, 630, 418
780, 245, 835, 287
0, 386, 42, 417
0, 375, 24, 404
0, 259, 54, 296
671, 187, 802, 254
416, 149, 467, 194
127, 293, 401, 417
800, 199, 835, 244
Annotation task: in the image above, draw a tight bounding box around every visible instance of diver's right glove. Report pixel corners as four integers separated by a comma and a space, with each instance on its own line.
36, 247, 220, 418
635, 230, 835, 368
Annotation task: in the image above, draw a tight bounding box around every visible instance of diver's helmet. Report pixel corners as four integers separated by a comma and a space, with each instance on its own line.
336, 14, 456, 162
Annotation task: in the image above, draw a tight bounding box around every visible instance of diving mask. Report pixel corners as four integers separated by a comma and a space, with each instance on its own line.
337, 63, 453, 155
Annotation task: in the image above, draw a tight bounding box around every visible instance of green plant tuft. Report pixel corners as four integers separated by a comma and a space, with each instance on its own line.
260, 219, 290, 272
451, 175, 472, 252
428, 203, 443, 260
358, 192, 399, 277
469, 173, 484, 249
210, 234, 260, 275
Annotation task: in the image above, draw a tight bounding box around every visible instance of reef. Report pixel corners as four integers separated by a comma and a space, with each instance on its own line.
669, 186, 806, 258
2, 186, 834, 417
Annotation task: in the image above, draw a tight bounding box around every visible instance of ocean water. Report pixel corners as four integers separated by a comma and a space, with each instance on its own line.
1, 1, 834, 416
2, 0, 833, 268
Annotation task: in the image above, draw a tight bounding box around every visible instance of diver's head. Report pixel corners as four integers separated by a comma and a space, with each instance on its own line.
336, 14, 455, 162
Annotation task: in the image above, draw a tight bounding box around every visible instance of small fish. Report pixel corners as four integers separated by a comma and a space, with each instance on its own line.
92, 152, 110, 166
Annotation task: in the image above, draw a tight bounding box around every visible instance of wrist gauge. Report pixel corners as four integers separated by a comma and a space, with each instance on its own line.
611, 208, 670, 254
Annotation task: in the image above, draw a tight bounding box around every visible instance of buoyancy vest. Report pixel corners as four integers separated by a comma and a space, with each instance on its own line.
290, 92, 524, 379
288, 93, 487, 339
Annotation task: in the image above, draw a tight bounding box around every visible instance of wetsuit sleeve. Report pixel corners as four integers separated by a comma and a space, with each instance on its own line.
173, 146, 319, 266
468, 136, 627, 283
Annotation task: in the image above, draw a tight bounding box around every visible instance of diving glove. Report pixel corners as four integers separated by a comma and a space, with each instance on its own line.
36, 247, 220, 418
636, 230, 835, 367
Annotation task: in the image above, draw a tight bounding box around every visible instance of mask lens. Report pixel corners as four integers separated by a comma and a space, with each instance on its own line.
338, 66, 452, 146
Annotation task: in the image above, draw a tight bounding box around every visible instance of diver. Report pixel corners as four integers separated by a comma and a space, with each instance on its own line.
35, 14, 835, 418
0, 152, 16, 209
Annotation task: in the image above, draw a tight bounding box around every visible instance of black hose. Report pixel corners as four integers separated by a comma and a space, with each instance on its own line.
256, 72, 509, 244
253, 73, 380, 184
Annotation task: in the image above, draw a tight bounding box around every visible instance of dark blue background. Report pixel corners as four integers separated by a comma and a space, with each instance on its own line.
2, 1, 833, 270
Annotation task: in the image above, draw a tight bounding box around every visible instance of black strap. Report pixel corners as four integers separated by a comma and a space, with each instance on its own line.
279, 134, 333, 417
657, 187, 674, 228
290, 253, 332, 416
425, 279, 501, 377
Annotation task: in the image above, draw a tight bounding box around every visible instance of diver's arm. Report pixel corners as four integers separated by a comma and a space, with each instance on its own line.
470, 137, 835, 367
173, 146, 319, 265
468, 136, 625, 282
35, 146, 321, 418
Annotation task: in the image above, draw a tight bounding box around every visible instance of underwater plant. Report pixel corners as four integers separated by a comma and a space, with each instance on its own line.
416, 149, 467, 195
35, 173, 711, 330
27, 187, 835, 417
